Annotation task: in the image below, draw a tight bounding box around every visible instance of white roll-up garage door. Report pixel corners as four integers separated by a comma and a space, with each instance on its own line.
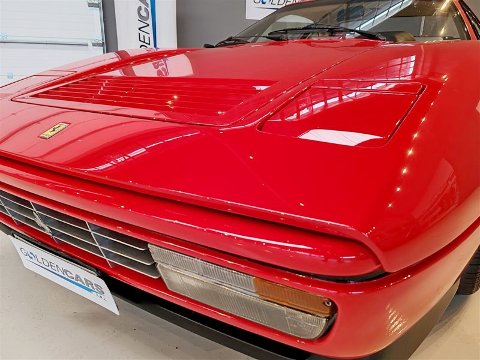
0, 0, 105, 85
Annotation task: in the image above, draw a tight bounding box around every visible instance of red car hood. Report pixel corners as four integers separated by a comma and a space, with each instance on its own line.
1, 39, 479, 272
10, 39, 380, 127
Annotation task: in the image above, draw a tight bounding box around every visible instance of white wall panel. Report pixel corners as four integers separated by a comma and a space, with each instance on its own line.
0, 0, 105, 85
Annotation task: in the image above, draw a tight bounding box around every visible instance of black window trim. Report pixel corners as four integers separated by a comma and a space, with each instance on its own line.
459, 0, 480, 39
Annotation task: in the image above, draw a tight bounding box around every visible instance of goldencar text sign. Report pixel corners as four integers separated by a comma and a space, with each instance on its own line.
246, 0, 302, 20
10, 236, 119, 314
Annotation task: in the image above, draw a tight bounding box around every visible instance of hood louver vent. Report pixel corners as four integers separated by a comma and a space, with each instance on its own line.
30, 76, 274, 125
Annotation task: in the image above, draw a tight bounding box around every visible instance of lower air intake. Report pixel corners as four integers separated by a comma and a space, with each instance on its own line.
0, 189, 159, 278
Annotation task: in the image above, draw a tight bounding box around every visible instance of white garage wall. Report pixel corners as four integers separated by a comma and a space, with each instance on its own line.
0, 0, 105, 85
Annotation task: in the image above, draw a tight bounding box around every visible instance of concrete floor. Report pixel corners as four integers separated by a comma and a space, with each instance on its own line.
1, 233, 479, 360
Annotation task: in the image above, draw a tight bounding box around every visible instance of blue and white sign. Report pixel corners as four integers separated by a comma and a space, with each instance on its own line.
115, 0, 177, 50
10, 236, 119, 315
246, 0, 302, 20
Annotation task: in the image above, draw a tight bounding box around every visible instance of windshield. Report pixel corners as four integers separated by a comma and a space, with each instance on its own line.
237, 0, 469, 42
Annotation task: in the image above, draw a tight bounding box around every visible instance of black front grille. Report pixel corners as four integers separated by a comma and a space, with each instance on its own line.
0, 189, 160, 278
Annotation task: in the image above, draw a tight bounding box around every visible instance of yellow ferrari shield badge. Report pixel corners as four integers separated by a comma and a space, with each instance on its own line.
39, 122, 70, 139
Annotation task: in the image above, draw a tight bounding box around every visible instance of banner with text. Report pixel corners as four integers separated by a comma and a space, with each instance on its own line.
115, 0, 177, 50
246, 0, 302, 20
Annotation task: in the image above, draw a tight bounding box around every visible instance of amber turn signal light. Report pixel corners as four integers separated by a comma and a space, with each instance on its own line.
149, 245, 337, 339
254, 277, 335, 317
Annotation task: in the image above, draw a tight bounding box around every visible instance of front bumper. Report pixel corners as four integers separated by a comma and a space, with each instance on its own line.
0, 223, 462, 360
0, 163, 479, 358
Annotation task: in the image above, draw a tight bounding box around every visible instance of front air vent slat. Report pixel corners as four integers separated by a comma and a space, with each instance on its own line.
0, 195, 33, 213
50, 228, 96, 247
47, 223, 96, 245
6, 208, 43, 231
1, 200, 36, 220
88, 224, 148, 250
54, 235, 104, 257
94, 234, 155, 265
35, 211, 93, 242
102, 249, 160, 278
0, 191, 32, 208
0, 189, 160, 279
33, 204, 89, 230
100, 244, 155, 265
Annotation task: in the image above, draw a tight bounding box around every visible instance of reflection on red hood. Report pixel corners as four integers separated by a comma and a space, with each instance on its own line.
1, 39, 479, 273
15, 39, 381, 126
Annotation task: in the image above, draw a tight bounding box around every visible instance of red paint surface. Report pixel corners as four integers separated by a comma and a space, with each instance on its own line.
0, 1, 479, 357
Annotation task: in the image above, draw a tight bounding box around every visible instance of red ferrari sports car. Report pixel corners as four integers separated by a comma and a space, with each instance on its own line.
0, 0, 479, 359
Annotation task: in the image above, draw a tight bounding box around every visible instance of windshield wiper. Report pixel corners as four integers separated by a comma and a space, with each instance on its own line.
268, 24, 386, 41
205, 25, 385, 48
205, 35, 284, 48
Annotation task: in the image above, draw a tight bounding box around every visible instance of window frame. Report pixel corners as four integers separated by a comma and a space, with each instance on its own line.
458, 0, 480, 39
